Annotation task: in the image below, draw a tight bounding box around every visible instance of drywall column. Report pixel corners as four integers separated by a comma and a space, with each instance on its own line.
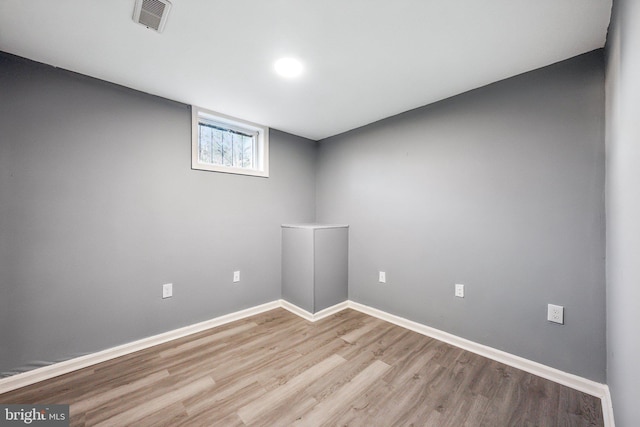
281, 224, 348, 313
606, 0, 640, 423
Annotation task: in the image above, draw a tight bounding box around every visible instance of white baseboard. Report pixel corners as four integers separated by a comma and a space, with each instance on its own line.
279, 300, 349, 322
346, 300, 614, 427
0, 298, 615, 426
0, 299, 346, 395
279, 300, 315, 321
602, 386, 616, 427
0, 301, 280, 395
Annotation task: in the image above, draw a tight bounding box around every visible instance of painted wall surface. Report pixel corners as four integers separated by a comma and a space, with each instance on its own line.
281, 227, 315, 313
605, 0, 640, 423
313, 227, 348, 312
0, 53, 317, 376
316, 51, 606, 382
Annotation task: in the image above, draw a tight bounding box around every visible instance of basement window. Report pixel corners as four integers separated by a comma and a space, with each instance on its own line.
192, 106, 269, 177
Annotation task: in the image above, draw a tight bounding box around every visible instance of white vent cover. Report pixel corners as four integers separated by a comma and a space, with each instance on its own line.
133, 0, 172, 33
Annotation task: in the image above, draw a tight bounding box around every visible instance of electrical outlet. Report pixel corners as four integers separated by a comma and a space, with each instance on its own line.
233, 271, 240, 283
455, 284, 465, 298
379, 271, 386, 283
162, 283, 173, 299
547, 304, 564, 324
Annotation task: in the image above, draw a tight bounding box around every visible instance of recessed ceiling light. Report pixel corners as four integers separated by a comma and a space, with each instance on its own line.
274, 57, 304, 78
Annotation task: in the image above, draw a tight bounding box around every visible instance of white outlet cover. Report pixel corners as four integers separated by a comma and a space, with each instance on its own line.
455, 283, 465, 298
547, 304, 564, 324
162, 283, 173, 299
379, 271, 386, 283
233, 271, 240, 283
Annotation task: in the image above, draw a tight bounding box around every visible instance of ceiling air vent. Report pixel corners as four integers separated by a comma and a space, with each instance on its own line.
133, 0, 172, 33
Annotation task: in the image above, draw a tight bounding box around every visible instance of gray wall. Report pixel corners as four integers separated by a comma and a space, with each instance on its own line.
0, 52, 317, 376
606, 0, 640, 423
316, 51, 606, 382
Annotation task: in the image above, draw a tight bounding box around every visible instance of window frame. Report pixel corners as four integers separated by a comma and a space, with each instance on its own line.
191, 106, 269, 177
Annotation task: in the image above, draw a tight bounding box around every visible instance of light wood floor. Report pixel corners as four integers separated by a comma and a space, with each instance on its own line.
0, 308, 603, 426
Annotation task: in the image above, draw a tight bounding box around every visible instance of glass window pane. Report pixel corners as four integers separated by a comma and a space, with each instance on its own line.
193, 107, 268, 177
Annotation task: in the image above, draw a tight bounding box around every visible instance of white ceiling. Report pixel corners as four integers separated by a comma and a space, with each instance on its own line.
0, 0, 612, 141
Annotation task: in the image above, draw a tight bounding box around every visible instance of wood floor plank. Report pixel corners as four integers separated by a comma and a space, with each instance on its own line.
293, 314, 368, 356
90, 376, 214, 427
132, 401, 188, 427
182, 380, 266, 426
340, 315, 385, 344
381, 334, 437, 386
159, 322, 258, 358
237, 354, 346, 424
257, 337, 348, 392
461, 394, 492, 427
336, 321, 400, 361
0, 367, 98, 404
478, 365, 527, 427
302, 346, 378, 401
557, 383, 604, 426
292, 359, 391, 426
331, 376, 396, 427
508, 374, 560, 426
0, 308, 604, 427
71, 370, 171, 415
379, 362, 450, 426
77, 369, 206, 425
183, 376, 261, 416
245, 393, 319, 427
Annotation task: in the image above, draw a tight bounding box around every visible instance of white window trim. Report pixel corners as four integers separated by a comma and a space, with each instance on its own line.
191, 106, 269, 177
